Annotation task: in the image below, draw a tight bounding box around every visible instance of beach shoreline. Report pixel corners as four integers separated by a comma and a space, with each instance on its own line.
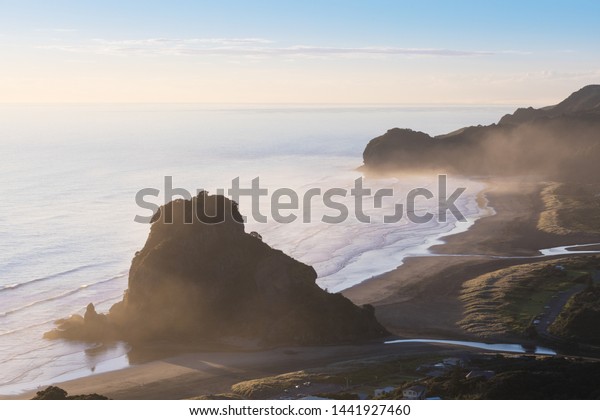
6, 180, 600, 400
343, 180, 600, 340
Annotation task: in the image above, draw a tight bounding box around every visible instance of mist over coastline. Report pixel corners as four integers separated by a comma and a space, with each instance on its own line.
0, 105, 508, 395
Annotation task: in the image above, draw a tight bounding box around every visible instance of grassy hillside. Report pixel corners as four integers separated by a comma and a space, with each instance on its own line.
538, 182, 600, 235
459, 256, 600, 338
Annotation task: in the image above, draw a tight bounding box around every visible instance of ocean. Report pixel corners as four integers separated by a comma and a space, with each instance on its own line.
0, 104, 513, 395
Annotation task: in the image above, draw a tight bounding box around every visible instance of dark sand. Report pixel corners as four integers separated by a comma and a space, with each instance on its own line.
9, 342, 450, 400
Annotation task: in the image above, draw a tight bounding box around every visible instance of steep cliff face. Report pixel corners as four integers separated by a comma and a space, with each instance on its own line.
362, 128, 435, 169
47, 193, 388, 346
361, 85, 600, 181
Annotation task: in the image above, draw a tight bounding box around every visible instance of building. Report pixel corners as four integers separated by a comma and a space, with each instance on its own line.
443, 357, 467, 367
249, 231, 263, 240
374, 386, 396, 397
402, 385, 427, 400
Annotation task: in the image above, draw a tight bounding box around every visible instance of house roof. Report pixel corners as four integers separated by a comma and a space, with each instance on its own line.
405, 385, 427, 393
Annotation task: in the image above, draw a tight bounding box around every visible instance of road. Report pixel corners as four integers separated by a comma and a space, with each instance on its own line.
535, 269, 600, 338
535, 285, 584, 338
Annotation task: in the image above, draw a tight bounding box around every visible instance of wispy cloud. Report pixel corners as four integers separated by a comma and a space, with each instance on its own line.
528, 69, 600, 81
39, 37, 494, 58
501, 70, 600, 83
35, 28, 78, 33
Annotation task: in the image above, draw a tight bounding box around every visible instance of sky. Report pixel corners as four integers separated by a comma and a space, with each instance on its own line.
1, 0, 599, 104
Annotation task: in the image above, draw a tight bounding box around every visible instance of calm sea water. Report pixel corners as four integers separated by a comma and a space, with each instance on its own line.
0, 104, 513, 394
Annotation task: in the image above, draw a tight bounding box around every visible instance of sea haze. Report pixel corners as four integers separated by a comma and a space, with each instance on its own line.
0, 103, 512, 394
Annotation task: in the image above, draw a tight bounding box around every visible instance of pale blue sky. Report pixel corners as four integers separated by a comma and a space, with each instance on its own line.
1, 0, 599, 103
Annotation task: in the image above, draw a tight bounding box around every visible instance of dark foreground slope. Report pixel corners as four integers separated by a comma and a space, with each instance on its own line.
362, 85, 600, 180
46, 193, 387, 346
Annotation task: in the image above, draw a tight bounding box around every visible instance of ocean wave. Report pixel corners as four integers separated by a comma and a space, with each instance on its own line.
0, 320, 56, 338
0, 286, 91, 318
0, 273, 126, 318
251, 176, 488, 293
0, 263, 105, 292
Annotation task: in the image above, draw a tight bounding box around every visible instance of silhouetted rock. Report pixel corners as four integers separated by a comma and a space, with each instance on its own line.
362, 85, 600, 181
362, 128, 435, 169
43, 303, 115, 341
47, 193, 388, 346
499, 85, 600, 125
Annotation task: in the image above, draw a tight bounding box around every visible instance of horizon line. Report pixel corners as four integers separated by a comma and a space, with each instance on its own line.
0, 101, 532, 107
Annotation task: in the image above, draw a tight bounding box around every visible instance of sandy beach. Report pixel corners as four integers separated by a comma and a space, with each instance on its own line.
8, 181, 600, 400
343, 181, 600, 339
9, 342, 451, 400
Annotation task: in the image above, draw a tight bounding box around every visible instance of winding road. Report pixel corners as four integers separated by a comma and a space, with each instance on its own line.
536, 269, 600, 339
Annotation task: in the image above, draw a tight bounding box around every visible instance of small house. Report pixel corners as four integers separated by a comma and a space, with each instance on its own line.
374, 386, 395, 397
249, 231, 263, 241
443, 357, 467, 367
402, 385, 427, 400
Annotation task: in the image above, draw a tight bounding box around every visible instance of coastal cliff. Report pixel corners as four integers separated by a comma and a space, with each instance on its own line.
46, 193, 388, 346
362, 85, 600, 180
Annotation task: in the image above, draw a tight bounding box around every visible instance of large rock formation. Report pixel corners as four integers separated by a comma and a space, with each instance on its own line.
362, 85, 600, 181
46, 193, 388, 346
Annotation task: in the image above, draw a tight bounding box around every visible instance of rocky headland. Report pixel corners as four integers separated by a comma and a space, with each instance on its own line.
45, 193, 388, 347
362, 85, 600, 181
